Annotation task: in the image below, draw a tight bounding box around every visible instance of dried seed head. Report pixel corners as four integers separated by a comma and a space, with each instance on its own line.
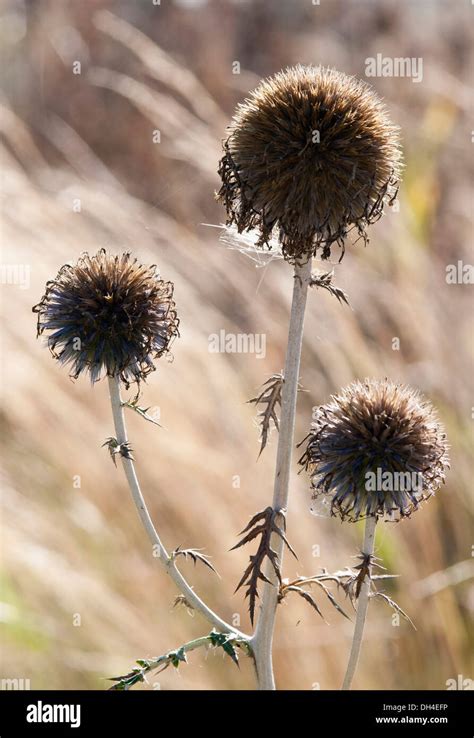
299, 379, 449, 522
218, 65, 402, 264
33, 250, 179, 386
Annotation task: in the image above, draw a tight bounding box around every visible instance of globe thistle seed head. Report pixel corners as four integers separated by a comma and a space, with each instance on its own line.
299, 379, 449, 522
33, 250, 179, 387
218, 65, 402, 264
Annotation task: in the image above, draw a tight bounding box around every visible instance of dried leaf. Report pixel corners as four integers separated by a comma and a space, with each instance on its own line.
280, 574, 351, 622
373, 591, 416, 630
122, 389, 162, 427
232, 507, 297, 624
108, 667, 146, 691
248, 374, 306, 458
313, 580, 351, 620
279, 565, 404, 625
172, 595, 195, 618
309, 270, 351, 307
352, 552, 382, 600
284, 585, 326, 621
172, 546, 218, 576
247, 373, 283, 457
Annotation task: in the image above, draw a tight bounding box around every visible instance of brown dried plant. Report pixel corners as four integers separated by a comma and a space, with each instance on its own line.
231, 507, 297, 625
218, 65, 401, 263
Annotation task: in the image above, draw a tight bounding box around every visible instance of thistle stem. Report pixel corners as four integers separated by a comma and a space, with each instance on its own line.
341, 515, 377, 690
251, 257, 312, 690
107, 375, 246, 639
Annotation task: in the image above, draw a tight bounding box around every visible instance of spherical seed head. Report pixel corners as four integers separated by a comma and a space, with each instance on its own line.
299, 379, 449, 522
33, 250, 179, 387
218, 65, 402, 264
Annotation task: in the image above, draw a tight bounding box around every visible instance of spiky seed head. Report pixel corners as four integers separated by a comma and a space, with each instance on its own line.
218, 65, 402, 264
299, 379, 449, 522
33, 250, 179, 386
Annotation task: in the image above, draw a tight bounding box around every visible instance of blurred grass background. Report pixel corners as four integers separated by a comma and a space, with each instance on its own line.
0, 0, 473, 690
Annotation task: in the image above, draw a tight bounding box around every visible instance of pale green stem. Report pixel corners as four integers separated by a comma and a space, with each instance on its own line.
250, 258, 312, 690
108, 375, 247, 640
130, 631, 249, 687
341, 515, 377, 690
147, 634, 225, 672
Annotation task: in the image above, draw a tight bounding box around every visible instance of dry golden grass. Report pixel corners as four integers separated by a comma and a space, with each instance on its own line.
1, 1, 473, 690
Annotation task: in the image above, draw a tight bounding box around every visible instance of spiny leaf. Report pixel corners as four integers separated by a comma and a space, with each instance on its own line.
314, 580, 351, 620
248, 374, 306, 458
271, 517, 298, 559
280, 573, 352, 622
352, 552, 378, 600
373, 592, 416, 630
172, 594, 195, 615
341, 553, 387, 603
230, 523, 268, 550
279, 565, 407, 625
169, 647, 187, 668
102, 437, 134, 467
122, 390, 162, 427
235, 508, 268, 536
232, 507, 297, 624
209, 630, 240, 666
248, 373, 283, 458
284, 585, 326, 622
309, 270, 351, 307
172, 546, 218, 575
108, 668, 145, 691
221, 640, 239, 666
209, 630, 224, 646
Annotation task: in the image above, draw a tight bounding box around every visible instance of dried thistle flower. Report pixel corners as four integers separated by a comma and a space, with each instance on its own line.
33, 250, 179, 386
299, 379, 449, 522
218, 65, 401, 263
